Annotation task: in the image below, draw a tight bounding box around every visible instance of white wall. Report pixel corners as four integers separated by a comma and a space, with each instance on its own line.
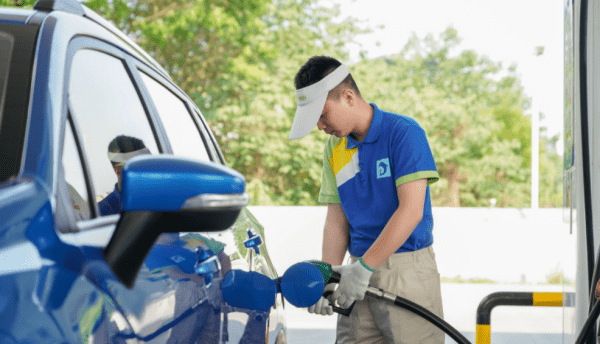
248, 206, 575, 284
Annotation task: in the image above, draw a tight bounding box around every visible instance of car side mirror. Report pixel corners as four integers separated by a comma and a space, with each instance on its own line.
103, 155, 248, 289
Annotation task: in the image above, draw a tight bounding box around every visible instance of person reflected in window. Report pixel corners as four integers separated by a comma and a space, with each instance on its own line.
98, 135, 150, 216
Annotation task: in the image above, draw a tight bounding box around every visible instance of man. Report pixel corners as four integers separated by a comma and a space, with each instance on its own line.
98, 135, 151, 216
289, 56, 444, 343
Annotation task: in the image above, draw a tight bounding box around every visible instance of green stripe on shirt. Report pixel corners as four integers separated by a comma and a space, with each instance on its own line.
395, 170, 440, 187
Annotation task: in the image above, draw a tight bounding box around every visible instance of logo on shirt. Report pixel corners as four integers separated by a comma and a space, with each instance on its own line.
376, 158, 391, 179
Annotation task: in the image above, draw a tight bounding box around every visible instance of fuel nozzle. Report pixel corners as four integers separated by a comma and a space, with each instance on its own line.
280, 260, 355, 316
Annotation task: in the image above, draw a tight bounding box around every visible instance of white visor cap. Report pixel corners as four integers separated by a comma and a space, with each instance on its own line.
289, 64, 350, 139
108, 147, 151, 166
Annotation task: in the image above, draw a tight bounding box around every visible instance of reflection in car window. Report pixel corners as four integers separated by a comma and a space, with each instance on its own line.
68, 49, 159, 215
62, 121, 91, 221
139, 72, 210, 162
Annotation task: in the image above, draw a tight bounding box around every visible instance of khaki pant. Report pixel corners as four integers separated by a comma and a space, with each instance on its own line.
336, 246, 444, 344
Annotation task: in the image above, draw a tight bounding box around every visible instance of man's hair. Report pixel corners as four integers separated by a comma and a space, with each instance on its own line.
108, 135, 147, 167
108, 135, 146, 154
294, 56, 361, 100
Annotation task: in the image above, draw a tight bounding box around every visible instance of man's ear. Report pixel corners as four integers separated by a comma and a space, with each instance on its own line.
341, 88, 355, 108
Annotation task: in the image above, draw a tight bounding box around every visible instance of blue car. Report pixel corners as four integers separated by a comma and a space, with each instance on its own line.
0, 0, 287, 343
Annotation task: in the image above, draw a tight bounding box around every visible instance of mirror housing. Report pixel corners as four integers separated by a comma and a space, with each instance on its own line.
103, 155, 248, 289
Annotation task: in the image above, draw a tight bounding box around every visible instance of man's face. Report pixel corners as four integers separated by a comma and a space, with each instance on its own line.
317, 98, 352, 137
114, 165, 123, 190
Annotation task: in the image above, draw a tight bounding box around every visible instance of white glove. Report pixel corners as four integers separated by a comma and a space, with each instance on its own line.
307, 284, 336, 316
331, 259, 374, 309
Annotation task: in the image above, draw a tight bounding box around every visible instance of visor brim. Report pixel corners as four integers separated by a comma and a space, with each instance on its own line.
289, 94, 327, 140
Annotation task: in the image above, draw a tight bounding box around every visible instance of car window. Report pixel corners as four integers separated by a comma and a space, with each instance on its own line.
68, 49, 159, 217
139, 72, 210, 162
62, 120, 91, 222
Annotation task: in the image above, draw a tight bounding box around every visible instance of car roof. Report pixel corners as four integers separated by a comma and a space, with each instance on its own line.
79, 6, 171, 80
0, 0, 171, 81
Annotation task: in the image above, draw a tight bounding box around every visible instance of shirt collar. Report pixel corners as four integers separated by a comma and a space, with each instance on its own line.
346, 103, 382, 149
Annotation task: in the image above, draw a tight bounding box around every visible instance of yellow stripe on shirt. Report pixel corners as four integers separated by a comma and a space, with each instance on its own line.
330, 138, 357, 175
330, 137, 359, 187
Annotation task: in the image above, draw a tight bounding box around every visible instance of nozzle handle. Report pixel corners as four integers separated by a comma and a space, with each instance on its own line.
323, 290, 355, 317
307, 260, 341, 284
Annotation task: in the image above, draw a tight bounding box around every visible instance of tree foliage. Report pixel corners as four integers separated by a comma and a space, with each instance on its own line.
84, 0, 274, 119
1, 0, 562, 207
0, 0, 35, 7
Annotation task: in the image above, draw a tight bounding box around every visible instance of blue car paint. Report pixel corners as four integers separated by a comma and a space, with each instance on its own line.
1, 192, 228, 342
22, 15, 56, 188
121, 155, 246, 212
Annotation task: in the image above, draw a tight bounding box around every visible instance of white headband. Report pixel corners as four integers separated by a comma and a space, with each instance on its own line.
108, 147, 151, 165
289, 64, 350, 139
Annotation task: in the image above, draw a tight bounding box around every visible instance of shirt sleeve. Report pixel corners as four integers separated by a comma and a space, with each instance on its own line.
98, 194, 115, 216
318, 139, 341, 204
392, 125, 439, 187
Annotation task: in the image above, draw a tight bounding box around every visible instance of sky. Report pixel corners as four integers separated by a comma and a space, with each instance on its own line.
325, 0, 565, 154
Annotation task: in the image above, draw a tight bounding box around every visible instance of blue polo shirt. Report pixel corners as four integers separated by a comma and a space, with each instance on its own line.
98, 184, 121, 216
318, 104, 439, 257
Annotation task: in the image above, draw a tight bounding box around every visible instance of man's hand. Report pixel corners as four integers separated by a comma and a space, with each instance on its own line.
331, 260, 373, 309
308, 284, 336, 316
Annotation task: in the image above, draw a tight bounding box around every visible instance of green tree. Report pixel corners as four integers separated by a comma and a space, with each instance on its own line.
0, 0, 35, 7
3, 0, 562, 208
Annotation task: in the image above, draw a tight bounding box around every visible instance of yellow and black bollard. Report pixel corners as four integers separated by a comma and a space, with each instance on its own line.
475, 292, 570, 344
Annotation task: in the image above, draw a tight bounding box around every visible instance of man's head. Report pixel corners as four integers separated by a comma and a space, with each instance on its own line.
289, 56, 362, 140
107, 135, 150, 189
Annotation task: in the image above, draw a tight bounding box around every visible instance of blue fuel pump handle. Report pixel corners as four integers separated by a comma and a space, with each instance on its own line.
307, 260, 471, 344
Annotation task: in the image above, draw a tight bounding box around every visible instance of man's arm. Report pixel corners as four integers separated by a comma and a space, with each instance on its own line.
322, 203, 350, 266
307, 203, 348, 316
361, 178, 428, 270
